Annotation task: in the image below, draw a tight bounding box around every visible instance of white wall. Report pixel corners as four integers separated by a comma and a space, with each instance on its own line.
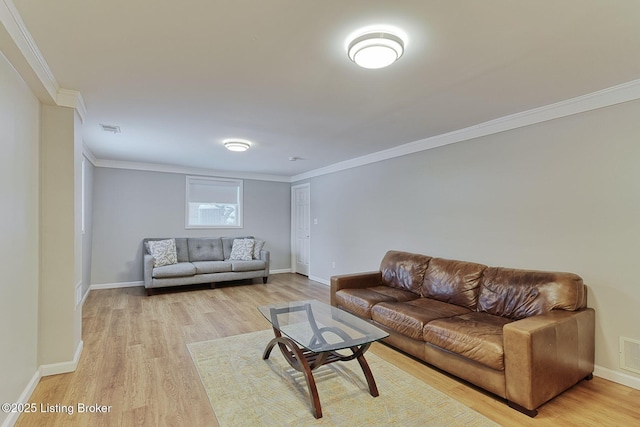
39, 104, 83, 366
297, 98, 640, 385
81, 155, 95, 300
0, 51, 40, 425
91, 168, 291, 285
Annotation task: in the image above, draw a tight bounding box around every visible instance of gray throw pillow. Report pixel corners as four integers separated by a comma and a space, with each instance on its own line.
147, 239, 178, 267
253, 240, 265, 259
229, 238, 254, 261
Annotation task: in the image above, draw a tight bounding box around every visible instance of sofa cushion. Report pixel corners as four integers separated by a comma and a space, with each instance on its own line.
231, 260, 266, 272
421, 258, 487, 310
192, 261, 232, 274
188, 238, 224, 261
147, 239, 178, 267
152, 262, 196, 278
380, 250, 431, 294
424, 312, 514, 371
478, 267, 587, 320
372, 298, 471, 340
334, 286, 419, 319
174, 238, 189, 262
229, 238, 254, 261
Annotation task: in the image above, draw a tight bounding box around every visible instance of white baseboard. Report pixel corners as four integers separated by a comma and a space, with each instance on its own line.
594, 365, 640, 390
309, 275, 330, 286
269, 268, 292, 274
1, 370, 41, 427
80, 286, 91, 306
39, 340, 83, 377
2, 341, 84, 427
89, 273, 293, 289
90, 281, 143, 290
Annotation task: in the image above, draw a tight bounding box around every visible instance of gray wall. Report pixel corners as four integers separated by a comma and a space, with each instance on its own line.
297, 98, 640, 382
91, 168, 291, 284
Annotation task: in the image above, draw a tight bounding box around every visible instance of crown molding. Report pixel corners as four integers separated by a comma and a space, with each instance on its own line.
57, 88, 87, 123
1, 0, 86, 116
93, 159, 292, 183
0, 0, 56, 102
82, 143, 98, 166
292, 78, 640, 182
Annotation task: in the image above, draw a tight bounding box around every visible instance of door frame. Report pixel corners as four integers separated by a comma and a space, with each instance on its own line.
291, 183, 311, 275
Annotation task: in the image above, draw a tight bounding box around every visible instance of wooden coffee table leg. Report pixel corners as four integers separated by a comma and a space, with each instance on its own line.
303, 365, 322, 419
262, 335, 324, 418
355, 352, 379, 397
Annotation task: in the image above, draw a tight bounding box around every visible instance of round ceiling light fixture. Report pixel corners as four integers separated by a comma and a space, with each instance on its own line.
223, 139, 251, 152
347, 29, 405, 69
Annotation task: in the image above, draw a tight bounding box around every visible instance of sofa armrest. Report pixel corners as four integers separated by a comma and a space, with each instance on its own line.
143, 254, 155, 288
260, 250, 270, 276
503, 308, 595, 413
330, 271, 381, 306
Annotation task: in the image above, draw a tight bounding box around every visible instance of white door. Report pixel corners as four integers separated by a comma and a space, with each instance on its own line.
292, 184, 310, 276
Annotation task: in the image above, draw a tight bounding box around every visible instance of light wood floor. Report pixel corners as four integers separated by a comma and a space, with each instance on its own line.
15, 274, 640, 426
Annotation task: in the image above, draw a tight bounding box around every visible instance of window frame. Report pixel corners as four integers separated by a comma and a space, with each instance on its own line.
185, 176, 243, 229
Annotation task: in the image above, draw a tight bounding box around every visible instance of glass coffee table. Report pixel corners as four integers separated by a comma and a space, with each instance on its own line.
258, 300, 389, 419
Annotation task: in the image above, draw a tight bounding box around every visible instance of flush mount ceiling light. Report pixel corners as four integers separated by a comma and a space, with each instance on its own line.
347, 30, 405, 69
223, 139, 251, 152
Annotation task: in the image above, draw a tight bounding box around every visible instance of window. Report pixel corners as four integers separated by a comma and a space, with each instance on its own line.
186, 176, 243, 228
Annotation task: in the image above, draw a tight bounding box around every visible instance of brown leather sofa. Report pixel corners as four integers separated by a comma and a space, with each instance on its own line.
330, 250, 595, 417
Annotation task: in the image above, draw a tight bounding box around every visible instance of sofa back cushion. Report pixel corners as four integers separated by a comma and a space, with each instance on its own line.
421, 258, 487, 309
380, 250, 431, 294
478, 267, 587, 319
188, 238, 224, 261
174, 238, 189, 262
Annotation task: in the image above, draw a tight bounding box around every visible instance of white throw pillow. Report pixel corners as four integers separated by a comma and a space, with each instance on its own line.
147, 239, 178, 267
229, 238, 255, 261
253, 240, 265, 259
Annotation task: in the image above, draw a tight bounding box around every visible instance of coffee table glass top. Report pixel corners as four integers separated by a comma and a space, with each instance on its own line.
258, 300, 389, 353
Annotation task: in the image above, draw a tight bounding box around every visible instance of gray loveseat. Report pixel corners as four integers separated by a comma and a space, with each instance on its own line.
143, 236, 269, 295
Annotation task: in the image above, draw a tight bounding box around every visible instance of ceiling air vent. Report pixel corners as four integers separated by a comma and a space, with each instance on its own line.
100, 124, 121, 133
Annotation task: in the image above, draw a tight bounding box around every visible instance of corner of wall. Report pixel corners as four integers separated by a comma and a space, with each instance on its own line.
39, 340, 83, 377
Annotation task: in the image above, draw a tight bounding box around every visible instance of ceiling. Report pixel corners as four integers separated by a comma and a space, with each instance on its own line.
11, 0, 640, 179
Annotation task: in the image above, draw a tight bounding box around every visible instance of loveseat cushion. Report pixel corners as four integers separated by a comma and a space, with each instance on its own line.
372, 298, 471, 340
188, 238, 224, 261
152, 262, 196, 278
478, 267, 587, 320
424, 312, 514, 371
231, 260, 266, 272
421, 258, 487, 309
192, 261, 232, 274
380, 250, 431, 293
335, 286, 419, 319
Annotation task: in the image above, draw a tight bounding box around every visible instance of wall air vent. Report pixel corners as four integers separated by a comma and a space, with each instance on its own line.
620, 337, 640, 374
100, 124, 121, 133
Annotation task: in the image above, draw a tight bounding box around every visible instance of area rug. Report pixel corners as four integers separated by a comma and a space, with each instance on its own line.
187, 330, 500, 427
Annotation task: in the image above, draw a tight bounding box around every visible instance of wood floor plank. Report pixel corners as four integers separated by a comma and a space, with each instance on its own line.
14, 274, 640, 426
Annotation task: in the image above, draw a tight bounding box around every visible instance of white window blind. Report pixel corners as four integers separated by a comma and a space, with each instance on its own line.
186, 176, 243, 228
